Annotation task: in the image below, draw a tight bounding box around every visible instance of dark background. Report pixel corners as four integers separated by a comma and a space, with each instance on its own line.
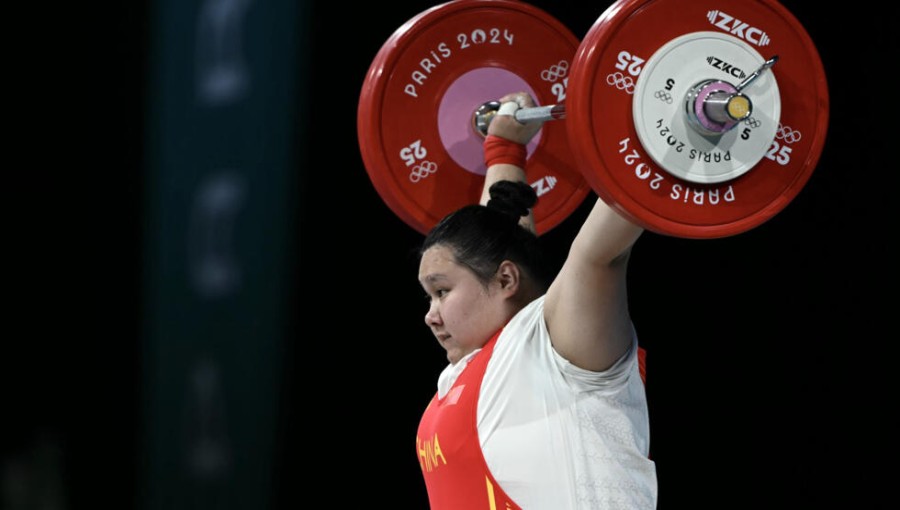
10, 1, 891, 509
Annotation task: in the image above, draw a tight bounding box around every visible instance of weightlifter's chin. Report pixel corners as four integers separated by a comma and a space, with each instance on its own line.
438, 337, 465, 365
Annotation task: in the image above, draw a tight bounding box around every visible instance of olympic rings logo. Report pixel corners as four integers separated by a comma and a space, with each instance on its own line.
408, 160, 438, 182
607, 72, 635, 94
541, 61, 569, 82
745, 117, 761, 129
776, 124, 802, 144
654, 90, 673, 104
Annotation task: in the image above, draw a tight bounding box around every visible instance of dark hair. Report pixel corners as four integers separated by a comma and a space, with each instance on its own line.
421, 181, 549, 291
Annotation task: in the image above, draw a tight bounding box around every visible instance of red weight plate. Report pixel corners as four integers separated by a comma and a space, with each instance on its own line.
568, 0, 829, 238
358, 0, 589, 235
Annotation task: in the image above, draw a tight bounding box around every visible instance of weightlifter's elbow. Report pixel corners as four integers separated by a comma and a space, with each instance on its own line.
573, 199, 644, 266
570, 229, 639, 270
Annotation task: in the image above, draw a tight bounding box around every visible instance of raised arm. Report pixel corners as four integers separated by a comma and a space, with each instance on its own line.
480, 93, 543, 233
544, 197, 644, 372
480, 92, 644, 372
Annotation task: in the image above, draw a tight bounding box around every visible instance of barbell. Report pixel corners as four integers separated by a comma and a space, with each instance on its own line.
357, 0, 828, 238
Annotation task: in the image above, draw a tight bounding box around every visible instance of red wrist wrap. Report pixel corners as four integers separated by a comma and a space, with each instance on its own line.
483, 135, 527, 169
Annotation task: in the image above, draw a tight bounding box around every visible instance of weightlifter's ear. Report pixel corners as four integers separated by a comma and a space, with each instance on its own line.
495, 260, 521, 296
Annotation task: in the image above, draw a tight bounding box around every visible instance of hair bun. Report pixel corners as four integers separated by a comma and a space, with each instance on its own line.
486, 181, 537, 221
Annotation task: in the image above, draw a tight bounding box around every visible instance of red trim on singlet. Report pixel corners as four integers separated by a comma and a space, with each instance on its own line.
416, 330, 522, 509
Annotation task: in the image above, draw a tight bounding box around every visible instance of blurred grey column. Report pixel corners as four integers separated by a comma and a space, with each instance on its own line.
141, 0, 303, 508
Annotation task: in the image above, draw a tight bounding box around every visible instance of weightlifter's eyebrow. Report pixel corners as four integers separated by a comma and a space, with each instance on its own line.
421, 273, 448, 285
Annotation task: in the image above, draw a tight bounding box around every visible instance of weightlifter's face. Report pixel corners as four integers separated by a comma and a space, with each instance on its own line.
419, 245, 504, 364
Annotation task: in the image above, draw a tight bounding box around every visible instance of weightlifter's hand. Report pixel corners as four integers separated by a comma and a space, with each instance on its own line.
487, 92, 543, 145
